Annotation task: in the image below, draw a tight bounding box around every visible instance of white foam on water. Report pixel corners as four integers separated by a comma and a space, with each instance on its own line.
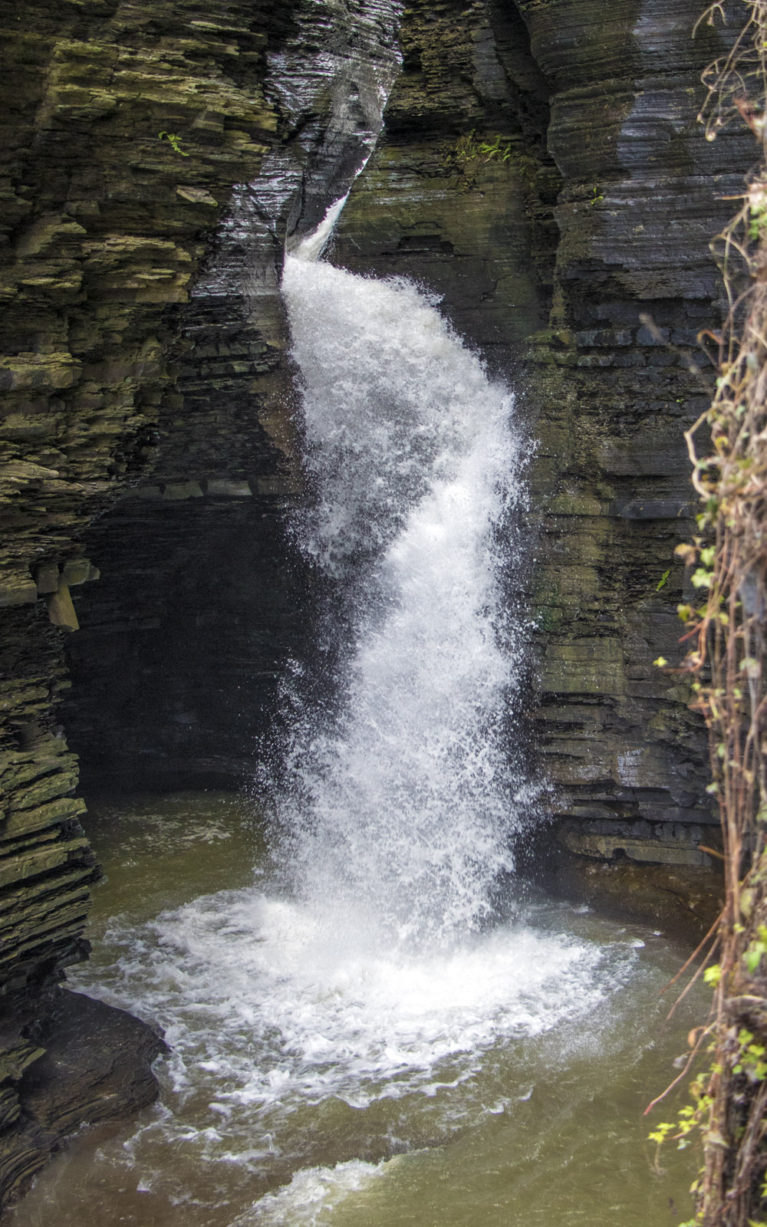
76, 885, 639, 1181
232, 1157, 393, 1226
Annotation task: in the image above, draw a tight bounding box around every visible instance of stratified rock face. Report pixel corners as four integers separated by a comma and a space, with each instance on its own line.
517, 0, 748, 846
0, 0, 298, 991
0, 0, 400, 1201
332, 0, 747, 863
332, 0, 559, 368
61, 0, 403, 792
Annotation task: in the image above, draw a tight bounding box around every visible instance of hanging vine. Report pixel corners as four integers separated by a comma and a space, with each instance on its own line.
651, 3, 767, 1223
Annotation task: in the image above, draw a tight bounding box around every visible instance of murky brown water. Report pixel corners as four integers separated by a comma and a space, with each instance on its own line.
8, 793, 701, 1227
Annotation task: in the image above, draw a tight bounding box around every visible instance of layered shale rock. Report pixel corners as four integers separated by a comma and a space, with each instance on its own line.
331, 0, 745, 878
62, 0, 402, 790
517, 0, 746, 865
0, 987, 166, 1201
0, 0, 402, 1202
332, 0, 559, 368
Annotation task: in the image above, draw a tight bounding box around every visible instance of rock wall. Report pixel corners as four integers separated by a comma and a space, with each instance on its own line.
62, 0, 403, 791
518, 0, 746, 865
331, 0, 746, 874
0, 0, 400, 1202
332, 0, 558, 367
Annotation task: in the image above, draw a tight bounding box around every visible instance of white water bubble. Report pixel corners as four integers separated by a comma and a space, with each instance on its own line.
236, 1158, 394, 1226
277, 252, 534, 948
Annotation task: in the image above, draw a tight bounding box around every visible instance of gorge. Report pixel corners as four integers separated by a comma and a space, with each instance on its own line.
4, 217, 709, 1223
0, 0, 747, 1215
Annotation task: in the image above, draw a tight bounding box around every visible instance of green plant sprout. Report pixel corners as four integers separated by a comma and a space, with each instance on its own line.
158, 130, 190, 157
450, 131, 514, 167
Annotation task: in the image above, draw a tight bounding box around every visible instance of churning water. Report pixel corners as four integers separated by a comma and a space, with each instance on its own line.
9, 232, 700, 1225
7, 796, 697, 1227
274, 242, 533, 948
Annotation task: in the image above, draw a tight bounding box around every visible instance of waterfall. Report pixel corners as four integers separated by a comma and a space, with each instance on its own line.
274, 230, 534, 949
38, 203, 659, 1227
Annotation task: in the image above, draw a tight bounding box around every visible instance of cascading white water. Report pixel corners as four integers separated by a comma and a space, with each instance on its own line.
275, 237, 533, 948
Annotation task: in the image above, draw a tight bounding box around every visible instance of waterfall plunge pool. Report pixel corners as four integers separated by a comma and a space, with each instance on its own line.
8, 792, 701, 1227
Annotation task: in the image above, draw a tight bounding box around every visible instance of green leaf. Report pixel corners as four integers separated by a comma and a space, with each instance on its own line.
691, 568, 713, 588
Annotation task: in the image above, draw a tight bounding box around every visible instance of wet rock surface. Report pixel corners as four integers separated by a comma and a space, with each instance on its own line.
518, 0, 748, 836
0, 0, 400, 1200
62, 0, 403, 792
0, 987, 165, 1207
333, 0, 747, 840
533, 836, 723, 946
